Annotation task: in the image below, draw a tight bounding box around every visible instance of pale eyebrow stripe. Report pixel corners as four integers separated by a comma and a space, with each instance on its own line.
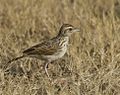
64, 27, 73, 30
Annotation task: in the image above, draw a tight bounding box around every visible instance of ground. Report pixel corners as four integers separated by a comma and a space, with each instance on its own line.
0, 0, 120, 95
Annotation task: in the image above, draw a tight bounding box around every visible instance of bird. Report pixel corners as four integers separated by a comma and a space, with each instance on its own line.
5, 24, 80, 80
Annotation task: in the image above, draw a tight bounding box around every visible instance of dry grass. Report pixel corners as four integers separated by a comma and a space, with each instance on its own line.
0, 0, 120, 95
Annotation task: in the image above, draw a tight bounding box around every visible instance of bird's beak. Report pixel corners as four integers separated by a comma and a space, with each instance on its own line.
73, 28, 80, 32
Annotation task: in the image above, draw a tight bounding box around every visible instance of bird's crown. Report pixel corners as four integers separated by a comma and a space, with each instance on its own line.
58, 24, 80, 37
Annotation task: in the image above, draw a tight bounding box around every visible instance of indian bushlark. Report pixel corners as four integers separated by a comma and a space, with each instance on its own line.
5, 24, 80, 80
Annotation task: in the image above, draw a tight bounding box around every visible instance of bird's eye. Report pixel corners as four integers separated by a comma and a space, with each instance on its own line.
69, 28, 72, 31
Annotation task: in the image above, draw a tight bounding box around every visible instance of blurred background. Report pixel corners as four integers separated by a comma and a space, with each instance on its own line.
0, 0, 120, 95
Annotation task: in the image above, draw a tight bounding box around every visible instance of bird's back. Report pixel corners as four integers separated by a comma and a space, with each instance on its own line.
23, 36, 69, 62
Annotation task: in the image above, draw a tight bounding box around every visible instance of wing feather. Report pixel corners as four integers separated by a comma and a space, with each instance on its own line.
23, 40, 59, 55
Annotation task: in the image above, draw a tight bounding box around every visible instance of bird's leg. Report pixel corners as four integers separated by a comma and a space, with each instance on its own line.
45, 62, 52, 81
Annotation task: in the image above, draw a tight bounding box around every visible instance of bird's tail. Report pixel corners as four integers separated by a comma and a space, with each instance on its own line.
4, 55, 25, 70
8, 55, 24, 63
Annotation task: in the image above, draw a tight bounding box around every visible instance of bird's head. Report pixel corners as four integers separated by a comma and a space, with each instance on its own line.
58, 24, 80, 37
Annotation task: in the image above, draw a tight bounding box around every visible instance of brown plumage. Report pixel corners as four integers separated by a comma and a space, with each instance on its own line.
5, 24, 80, 80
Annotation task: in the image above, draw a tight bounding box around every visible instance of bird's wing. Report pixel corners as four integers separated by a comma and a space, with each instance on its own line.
23, 40, 59, 55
